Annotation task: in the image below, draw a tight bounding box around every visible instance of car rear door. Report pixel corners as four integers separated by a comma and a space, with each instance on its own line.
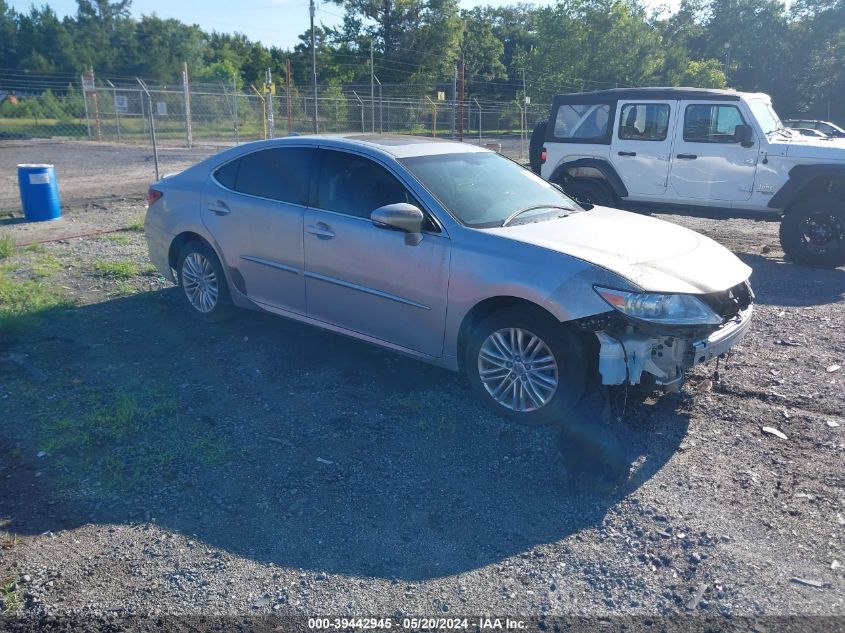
610, 100, 674, 196
201, 146, 317, 314
668, 101, 758, 202
302, 148, 450, 357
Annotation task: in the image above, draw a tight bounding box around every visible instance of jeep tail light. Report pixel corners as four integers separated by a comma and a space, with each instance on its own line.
147, 188, 163, 206
540, 147, 547, 164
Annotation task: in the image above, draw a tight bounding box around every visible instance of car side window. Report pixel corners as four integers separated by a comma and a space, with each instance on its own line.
618, 103, 670, 141
683, 104, 746, 143
213, 159, 239, 189
553, 103, 611, 140
226, 147, 315, 205
317, 150, 424, 221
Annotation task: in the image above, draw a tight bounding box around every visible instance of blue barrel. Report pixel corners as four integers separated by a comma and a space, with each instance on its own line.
17, 164, 61, 222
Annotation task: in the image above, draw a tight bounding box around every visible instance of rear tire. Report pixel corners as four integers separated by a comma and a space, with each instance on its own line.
528, 121, 548, 174
780, 195, 845, 268
176, 241, 234, 322
561, 178, 617, 209
465, 307, 588, 426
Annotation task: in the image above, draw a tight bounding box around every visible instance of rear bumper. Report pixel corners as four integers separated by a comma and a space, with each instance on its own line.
144, 219, 174, 283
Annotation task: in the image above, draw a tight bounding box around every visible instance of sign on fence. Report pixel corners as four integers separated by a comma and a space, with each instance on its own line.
114, 94, 128, 112
81, 74, 95, 94
156, 102, 168, 116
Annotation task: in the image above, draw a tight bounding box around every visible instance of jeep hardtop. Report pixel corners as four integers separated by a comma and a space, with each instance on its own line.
531, 87, 845, 268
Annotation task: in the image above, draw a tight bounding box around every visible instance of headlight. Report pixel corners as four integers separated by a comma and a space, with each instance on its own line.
594, 286, 722, 326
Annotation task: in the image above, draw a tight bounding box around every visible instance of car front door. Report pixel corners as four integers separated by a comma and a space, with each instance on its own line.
201, 146, 316, 314
610, 100, 674, 196
668, 101, 758, 202
303, 149, 450, 357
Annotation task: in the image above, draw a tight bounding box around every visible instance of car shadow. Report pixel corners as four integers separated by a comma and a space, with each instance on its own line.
0, 290, 688, 580
737, 253, 845, 307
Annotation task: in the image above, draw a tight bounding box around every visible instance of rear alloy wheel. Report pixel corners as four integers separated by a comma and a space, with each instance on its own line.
780, 195, 845, 268
561, 179, 617, 209
176, 242, 234, 321
466, 307, 587, 426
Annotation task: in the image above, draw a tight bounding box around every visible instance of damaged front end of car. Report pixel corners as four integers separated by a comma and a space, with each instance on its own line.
581, 281, 754, 392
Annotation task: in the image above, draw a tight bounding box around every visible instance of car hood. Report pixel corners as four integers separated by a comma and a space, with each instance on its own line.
769, 137, 845, 161
482, 206, 751, 294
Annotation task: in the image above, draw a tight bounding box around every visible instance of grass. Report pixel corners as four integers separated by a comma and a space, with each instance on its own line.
24, 243, 48, 254
0, 579, 22, 613
126, 217, 145, 232
30, 253, 62, 279
0, 532, 20, 550
0, 234, 14, 259
103, 232, 132, 244
39, 383, 233, 494
0, 266, 71, 333
92, 260, 138, 279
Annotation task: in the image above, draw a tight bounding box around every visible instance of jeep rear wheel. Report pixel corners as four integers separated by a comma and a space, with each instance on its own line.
780, 195, 845, 268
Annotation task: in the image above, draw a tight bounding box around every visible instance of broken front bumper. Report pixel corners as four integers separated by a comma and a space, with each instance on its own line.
595, 306, 753, 390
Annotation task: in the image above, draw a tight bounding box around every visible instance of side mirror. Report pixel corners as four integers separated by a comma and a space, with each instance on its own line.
734, 124, 754, 148
371, 203, 425, 246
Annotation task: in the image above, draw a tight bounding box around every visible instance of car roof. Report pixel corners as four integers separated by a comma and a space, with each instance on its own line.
552, 87, 752, 104
256, 134, 489, 159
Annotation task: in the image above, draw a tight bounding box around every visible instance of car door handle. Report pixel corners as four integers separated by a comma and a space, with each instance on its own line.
306, 223, 335, 239
676, 154, 698, 160
617, 151, 637, 157
208, 200, 231, 215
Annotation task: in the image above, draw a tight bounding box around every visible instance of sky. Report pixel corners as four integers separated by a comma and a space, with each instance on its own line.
7, 0, 683, 51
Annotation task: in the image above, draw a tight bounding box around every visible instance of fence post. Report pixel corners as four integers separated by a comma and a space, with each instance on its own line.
251, 85, 267, 139
473, 98, 482, 144
232, 72, 240, 144
106, 80, 120, 142
425, 96, 437, 138
182, 62, 193, 148
81, 77, 92, 139
137, 78, 160, 181
352, 91, 364, 133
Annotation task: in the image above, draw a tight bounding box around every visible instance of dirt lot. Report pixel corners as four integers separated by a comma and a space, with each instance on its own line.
0, 142, 843, 629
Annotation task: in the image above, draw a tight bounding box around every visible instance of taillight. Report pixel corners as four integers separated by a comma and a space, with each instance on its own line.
147, 188, 163, 205
540, 148, 547, 163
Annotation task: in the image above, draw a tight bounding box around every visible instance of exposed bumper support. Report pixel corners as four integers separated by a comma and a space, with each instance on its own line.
595, 306, 753, 388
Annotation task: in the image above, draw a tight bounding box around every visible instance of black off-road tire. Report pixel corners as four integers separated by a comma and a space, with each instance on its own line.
175, 241, 235, 322
779, 195, 845, 268
465, 306, 588, 427
561, 178, 618, 209
529, 120, 548, 174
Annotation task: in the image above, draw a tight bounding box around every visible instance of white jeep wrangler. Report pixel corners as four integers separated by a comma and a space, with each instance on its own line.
530, 87, 845, 268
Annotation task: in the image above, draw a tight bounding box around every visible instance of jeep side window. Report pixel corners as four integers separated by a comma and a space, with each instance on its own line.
618, 103, 670, 141
683, 104, 746, 143
553, 104, 611, 140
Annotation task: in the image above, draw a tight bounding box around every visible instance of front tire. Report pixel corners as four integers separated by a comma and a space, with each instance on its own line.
176, 241, 234, 322
465, 307, 588, 426
779, 195, 845, 268
560, 178, 617, 209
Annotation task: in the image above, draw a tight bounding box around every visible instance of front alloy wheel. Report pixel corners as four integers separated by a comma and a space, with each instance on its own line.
478, 327, 559, 412
466, 307, 587, 426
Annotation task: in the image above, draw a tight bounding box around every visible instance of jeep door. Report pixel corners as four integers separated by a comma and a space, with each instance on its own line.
668, 101, 758, 202
610, 101, 674, 197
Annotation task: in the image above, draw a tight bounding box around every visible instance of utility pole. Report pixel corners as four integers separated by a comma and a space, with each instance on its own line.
310, 0, 318, 133
451, 64, 457, 138
374, 74, 383, 132
457, 52, 465, 141
370, 41, 375, 133
286, 58, 293, 135
265, 67, 275, 138
232, 71, 239, 144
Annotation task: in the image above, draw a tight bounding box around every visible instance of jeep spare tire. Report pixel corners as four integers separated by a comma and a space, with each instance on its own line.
529, 120, 548, 174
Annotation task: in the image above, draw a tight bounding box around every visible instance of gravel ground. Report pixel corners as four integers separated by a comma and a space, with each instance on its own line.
0, 183, 843, 628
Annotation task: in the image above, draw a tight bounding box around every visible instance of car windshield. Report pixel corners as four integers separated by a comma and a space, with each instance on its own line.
399, 152, 581, 228
747, 99, 784, 135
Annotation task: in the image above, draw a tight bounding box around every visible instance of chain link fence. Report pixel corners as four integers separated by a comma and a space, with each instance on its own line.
0, 75, 550, 211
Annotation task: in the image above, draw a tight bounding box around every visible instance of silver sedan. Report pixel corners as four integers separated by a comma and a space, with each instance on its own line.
145, 135, 753, 425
